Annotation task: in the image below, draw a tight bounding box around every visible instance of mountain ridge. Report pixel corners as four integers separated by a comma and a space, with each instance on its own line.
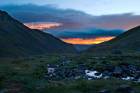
0, 10, 76, 57
86, 25, 140, 54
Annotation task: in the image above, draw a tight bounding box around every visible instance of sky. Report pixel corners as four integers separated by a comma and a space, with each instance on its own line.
1, 0, 140, 15
0, 0, 140, 45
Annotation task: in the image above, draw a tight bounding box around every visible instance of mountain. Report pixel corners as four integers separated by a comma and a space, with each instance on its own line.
0, 10, 76, 57
86, 26, 140, 54
46, 28, 123, 38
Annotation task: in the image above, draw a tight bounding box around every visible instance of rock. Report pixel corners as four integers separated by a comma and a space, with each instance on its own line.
74, 76, 81, 80
122, 76, 134, 81
120, 65, 128, 72
77, 64, 87, 71
102, 71, 112, 77
47, 64, 58, 74
85, 70, 102, 79
99, 89, 111, 93
113, 66, 123, 77
133, 73, 140, 81
116, 85, 135, 93
47, 67, 55, 74
128, 65, 137, 73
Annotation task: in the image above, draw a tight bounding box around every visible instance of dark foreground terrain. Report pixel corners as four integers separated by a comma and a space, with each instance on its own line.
0, 53, 140, 93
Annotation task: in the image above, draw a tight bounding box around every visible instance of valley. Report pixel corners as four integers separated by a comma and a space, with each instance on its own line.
1, 53, 140, 93
0, 2, 140, 93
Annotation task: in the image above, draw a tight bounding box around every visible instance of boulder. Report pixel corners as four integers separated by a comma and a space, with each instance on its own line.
113, 66, 123, 77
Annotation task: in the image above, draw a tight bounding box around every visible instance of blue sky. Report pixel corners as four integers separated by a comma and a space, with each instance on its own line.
1, 0, 140, 15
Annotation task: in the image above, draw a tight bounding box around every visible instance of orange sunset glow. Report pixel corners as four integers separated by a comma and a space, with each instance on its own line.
61, 37, 115, 45
24, 22, 62, 30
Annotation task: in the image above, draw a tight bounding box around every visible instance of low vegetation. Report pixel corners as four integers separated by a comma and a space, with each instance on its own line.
0, 54, 140, 93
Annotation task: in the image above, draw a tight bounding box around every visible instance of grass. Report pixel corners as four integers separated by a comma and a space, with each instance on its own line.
0, 54, 140, 93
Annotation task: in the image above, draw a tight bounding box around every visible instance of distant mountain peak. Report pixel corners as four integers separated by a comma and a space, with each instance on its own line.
0, 10, 7, 15
0, 10, 10, 20
0, 10, 22, 24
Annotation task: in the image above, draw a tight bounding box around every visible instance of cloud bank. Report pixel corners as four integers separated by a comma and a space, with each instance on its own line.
1, 4, 140, 30
0, 4, 139, 44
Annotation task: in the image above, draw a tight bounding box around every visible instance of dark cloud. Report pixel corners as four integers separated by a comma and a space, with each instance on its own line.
1, 4, 140, 30
0, 4, 92, 28
0, 4, 139, 40
91, 13, 140, 30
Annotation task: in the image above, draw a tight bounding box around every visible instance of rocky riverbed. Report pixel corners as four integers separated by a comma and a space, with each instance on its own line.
45, 57, 140, 82
0, 55, 140, 93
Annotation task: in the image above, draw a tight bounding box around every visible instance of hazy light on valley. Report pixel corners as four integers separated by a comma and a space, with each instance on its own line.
24, 22, 117, 45
61, 37, 115, 45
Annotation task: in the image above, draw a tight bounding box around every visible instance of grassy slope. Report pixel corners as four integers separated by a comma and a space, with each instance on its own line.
86, 26, 140, 54
0, 10, 76, 57
0, 54, 140, 93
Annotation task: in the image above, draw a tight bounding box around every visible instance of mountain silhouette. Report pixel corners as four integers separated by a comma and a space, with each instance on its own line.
86, 26, 140, 54
0, 10, 76, 57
